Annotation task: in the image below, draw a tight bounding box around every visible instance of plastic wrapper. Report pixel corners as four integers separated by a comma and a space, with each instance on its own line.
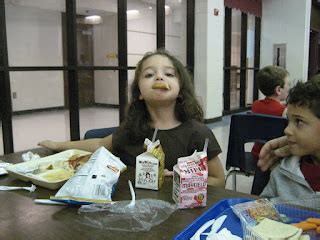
50, 147, 126, 205
231, 199, 282, 227
78, 198, 177, 231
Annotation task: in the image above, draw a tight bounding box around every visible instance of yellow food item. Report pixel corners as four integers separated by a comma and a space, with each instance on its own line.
39, 169, 74, 182
306, 218, 320, 226
291, 222, 317, 231
152, 82, 170, 90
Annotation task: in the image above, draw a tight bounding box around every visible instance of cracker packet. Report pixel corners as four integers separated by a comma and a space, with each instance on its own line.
135, 129, 165, 190
231, 199, 282, 227
50, 146, 126, 205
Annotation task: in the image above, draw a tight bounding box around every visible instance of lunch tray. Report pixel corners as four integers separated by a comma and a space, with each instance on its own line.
6, 149, 91, 190
174, 198, 253, 239
174, 197, 320, 240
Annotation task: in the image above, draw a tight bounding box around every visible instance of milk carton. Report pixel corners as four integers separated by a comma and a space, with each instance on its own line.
135, 138, 165, 190
172, 150, 208, 209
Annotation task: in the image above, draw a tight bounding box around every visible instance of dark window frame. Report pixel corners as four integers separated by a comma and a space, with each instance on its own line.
223, 7, 261, 115
0, 0, 195, 154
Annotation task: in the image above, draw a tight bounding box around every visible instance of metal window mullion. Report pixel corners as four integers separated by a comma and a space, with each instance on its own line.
66, 0, 80, 140
186, 0, 195, 74
224, 7, 232, 112
253, 16, 261, 101
157, 0, 165, 49
240, 12, 247, 108
0, 0, 14, 153
118, 0, 128, 123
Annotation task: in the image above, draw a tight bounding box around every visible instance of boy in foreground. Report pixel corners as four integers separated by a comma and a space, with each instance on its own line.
260, 78, 320, 199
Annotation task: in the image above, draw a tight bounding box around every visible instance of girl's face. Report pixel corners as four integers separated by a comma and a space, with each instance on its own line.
284, 104, 320, 161
138, 54, 180, 105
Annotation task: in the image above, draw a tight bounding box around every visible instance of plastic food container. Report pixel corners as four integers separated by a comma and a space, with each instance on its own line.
243, 195, 320, 240
6, 149, 91, 190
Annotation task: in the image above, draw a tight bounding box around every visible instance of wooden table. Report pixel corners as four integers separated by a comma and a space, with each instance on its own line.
0, 149, 255, 240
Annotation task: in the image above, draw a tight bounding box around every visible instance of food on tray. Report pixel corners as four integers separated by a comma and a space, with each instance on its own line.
292, 217, 320, 234
252, 218, 303, 239
6, 149, 92, 189
38, 168, 74, 182
34, 154, 91, 182
232, 199, 282, 226
152, 82, 170, 90
306, 218, 320, 225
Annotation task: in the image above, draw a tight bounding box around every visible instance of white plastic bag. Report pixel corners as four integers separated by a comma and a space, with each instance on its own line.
78, 198, 177, 231
51, 147, 126, 205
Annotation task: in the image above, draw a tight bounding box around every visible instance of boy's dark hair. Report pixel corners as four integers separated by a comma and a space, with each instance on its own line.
122, 49, 204, 142
256, 66, 289, 96
287, 77, 320, 118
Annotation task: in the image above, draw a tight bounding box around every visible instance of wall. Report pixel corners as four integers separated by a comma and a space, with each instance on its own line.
260, 0, 311, 83
6, 5, 64, 112
194, 0, 224, 119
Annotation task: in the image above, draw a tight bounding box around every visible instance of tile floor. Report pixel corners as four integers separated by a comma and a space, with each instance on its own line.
0, 107, 254, 194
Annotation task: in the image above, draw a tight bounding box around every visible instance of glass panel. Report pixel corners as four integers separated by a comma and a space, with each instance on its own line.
246, 14, 255, 105
5, 0, 65, 66
231, 9, 241, 68
128, 69, 136, 103
10, 71, 68, 152
165, 0, 187, 65
0, 121, 3, 155
230, 9, 241, 110
127, 0, 157, 66
76, 0, 118, 66
79, 70, 119, 139
230, 68, 240, 110
246, 69, 255, 105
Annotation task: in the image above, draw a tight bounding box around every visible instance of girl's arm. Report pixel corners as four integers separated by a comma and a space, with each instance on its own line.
207, 155, 225, 188
38, 135, 113, 153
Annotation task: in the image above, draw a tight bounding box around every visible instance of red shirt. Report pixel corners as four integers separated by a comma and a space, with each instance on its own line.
251, 98, 286, 161
300, 156, 320, 191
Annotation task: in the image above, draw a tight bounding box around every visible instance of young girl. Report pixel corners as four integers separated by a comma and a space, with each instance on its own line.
39, 49, 225, 187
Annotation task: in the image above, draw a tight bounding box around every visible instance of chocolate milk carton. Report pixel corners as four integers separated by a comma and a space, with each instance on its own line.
135, 138, 165, 190
172, 150, 208, 209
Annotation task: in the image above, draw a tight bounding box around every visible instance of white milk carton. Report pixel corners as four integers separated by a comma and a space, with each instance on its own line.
172, 150, 208, 209
135, 138, 165, 190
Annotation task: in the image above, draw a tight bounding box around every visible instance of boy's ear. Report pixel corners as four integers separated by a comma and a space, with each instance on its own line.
139, 94, 144, 100
275, 86, 281, 96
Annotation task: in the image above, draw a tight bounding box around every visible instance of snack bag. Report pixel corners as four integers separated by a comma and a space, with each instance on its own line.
172, 150, 208, 209
50, 147, 126, 205
231, 199, 282, 227
135, 138, 165, 190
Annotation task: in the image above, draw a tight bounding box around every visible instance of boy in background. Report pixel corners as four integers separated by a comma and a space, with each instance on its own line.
261, 78, 320, 199
251, 66, 290, 195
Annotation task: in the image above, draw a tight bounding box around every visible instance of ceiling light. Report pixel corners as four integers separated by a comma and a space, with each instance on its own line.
84, 15, 102, 25
165, 5, 171, 15
127, 9, 140, 20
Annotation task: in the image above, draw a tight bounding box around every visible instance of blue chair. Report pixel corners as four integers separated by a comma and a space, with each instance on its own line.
225, 112, 288, 193
84, 127, 118, 139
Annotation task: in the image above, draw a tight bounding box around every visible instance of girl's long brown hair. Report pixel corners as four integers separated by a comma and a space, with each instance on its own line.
121, 49, 203, 142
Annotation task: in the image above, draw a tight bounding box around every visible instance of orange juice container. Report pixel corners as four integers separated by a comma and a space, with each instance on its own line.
135, 138, 165, 190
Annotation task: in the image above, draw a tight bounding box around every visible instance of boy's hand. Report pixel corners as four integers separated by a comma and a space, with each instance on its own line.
257, 135, 290, 172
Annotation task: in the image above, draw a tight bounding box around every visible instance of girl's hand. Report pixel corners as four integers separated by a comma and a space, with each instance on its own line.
257, 135, 290, 171
38, 140, 60, 151
164, 169, 173, 177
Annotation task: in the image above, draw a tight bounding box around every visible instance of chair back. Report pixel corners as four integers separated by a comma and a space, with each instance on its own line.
84, 127, 118, 139
226, 112, 288, 174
